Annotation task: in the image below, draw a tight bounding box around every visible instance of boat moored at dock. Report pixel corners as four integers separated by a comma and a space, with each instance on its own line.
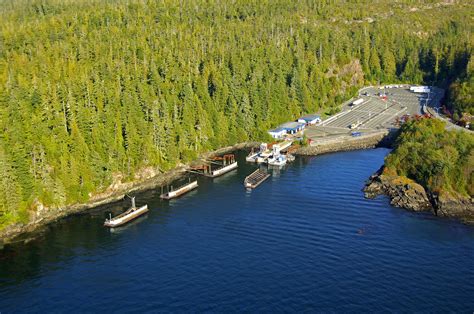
268, 154, 287, 166
267, 145, 287, 166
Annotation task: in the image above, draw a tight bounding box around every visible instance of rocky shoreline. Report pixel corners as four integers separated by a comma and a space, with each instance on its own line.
364, 167, 474, 224
3, 128, 469, 247
0, 131, 398, 246
0, 142, 259, 246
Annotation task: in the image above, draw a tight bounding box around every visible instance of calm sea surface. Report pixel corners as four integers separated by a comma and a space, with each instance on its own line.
1, 149, 473, 312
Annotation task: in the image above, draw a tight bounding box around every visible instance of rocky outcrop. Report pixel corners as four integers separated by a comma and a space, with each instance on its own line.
433, 193, 474, 223
364, 168, 432, 211
365, 167, 474, 223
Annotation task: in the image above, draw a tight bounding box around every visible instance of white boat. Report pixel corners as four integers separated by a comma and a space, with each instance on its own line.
104, 196, 148, 228
256, 155, 268, 163
268, 154, 287, 166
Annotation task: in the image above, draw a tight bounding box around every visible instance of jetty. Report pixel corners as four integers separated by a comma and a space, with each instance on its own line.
104, 196, 148, 228
244, 169, 270, 189
160, 179, 198, 200
275, 140, 293, 152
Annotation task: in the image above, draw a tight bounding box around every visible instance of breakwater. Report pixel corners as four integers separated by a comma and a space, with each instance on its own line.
295, 130, 393, 156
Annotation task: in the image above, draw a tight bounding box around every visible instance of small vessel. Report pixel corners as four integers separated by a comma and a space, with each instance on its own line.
160, 180, 198, 200
268, 154, 287, 166
267, 145, 287, 166
246, 148, 259, 162
104, 196, 148, 228
247, 143, 271, 163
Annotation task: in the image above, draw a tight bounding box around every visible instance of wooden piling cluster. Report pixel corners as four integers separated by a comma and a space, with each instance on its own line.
188, 154, 238, 178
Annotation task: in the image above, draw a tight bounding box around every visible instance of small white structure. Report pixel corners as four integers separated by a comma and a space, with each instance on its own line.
267, 146, 287, 166
410, 86, 430, 93
297, 114, 321, 125
268, 127, 287, 139
352, 98, 364, 106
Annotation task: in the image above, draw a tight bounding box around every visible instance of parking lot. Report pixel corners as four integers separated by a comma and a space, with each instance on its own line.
305, 85, 444, 142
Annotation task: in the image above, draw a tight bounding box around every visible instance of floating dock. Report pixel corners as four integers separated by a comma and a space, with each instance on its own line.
209, 162, 238, 177
244, 169, 270, 189
104, 198, 149, 228
160, 180, 198, 200
189, 154, 238, 178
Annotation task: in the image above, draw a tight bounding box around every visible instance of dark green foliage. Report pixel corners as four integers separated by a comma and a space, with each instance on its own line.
385, 118, 474, 197
0, 0, 472, 228
446, 54, 474, 121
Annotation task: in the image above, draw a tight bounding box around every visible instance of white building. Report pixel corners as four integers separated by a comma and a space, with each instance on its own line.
297, 115, 321, 125
268, 127, 287, 139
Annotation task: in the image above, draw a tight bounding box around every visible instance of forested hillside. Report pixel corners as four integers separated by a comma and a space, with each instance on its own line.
385, 118, 473, 198
447, 55, 473, 124
0, 0, 472, 228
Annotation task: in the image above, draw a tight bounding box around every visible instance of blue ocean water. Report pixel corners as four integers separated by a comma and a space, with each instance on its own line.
0, 149, 473, 312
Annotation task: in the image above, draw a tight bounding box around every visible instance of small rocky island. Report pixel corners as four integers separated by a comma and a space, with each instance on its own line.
364, 118, 473, 224
364, 166, 474, 223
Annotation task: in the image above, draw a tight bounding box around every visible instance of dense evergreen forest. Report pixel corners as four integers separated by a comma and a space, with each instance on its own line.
0, 0, 472, 228
385, 118, 473, 198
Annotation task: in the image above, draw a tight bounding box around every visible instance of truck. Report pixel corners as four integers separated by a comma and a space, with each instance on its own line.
351, 131, 362, 137
352, 98, 364, 106
410, 86, 430, 93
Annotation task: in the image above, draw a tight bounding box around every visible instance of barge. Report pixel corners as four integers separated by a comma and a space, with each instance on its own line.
244, 169, 270, 190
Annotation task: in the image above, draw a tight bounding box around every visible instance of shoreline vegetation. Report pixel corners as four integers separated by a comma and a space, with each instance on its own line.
1, 1, 473, 242
365, 118, 473, 224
